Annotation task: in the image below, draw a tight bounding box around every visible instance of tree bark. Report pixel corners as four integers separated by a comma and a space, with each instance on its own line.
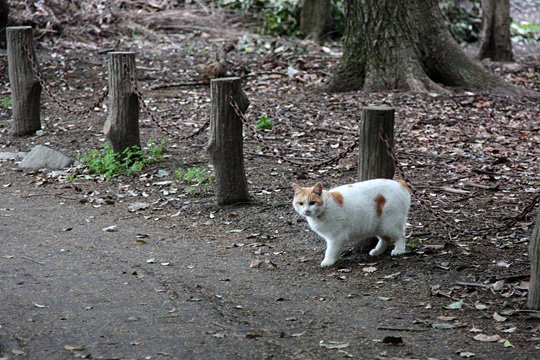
358, 106, 395, 181
479, 0, 513, 61
326, 0, 533, 97
6, 26, 41, 136
206, 77, 250, 206
104, 52, 140, 154
0, 0, 9, 46
300, 0, 334, 41
528, 210, 540, 310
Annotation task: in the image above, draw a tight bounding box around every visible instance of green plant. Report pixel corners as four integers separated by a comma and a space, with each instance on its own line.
0, 96, 12, 109
176, 166, 214, 195
65, 173, 76, 182
81, 142, 165, 180
406, 237, 422, 251
255, 114, 273, 130
511, 21, 540, 42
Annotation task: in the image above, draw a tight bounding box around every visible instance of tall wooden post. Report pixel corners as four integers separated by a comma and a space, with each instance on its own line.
528, 210, 540, 310
6, 26, 41, 136
358, 106, 395, 181
356, 106, 395, 253
104, 52, 140, 154
206, 77, 250, 206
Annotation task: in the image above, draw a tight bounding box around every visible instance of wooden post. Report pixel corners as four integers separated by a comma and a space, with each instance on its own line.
356, 106, 395, 253
206, 77, 250, 206
358, 106, 395, 181
104, 52, 140, 154
6, 26, 41, 136
528, 210, 540, 310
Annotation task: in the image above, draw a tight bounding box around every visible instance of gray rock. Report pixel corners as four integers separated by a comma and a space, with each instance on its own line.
0, 152, 27, 161
18, 145, 74, 169
128, 202, 150, 212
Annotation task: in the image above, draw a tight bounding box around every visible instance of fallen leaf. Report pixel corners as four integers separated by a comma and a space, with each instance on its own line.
250, 259, 263, 268
381, 336, 403, 345
128, 202, 150, 212
437, 316, 457, 321
135, 239, 147, 245
493, 312, 507, 322
445, 299, 464, 310
362, 266, 377, 273
213, 331, 226, 338
378, 297, 391, 301
469, 326, 483, 333
503, 339, 514, 348
33, 303, 46, 308
432, 323, 458, 330
146, 258, 156, 264
475, 303, 488, 310
12, 349, 26, 356
102, 225, 118, 232
491, 280, 505, 291
473, 334, 501, 342
459, 351, 475, 358
64, 345, 85, 351
501, 326, 517, 333
319, 340, 350, 349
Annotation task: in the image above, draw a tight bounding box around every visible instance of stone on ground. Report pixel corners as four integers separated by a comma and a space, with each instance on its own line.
18, 145, 74, 169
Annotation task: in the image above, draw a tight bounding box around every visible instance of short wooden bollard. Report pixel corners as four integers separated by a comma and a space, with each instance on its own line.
528, 209, 540, 310
104, 52, 140, 154
6, 26, 41, 136
356, 106, 396, 253
358, 106, 395, 181
206, 77, 250, 206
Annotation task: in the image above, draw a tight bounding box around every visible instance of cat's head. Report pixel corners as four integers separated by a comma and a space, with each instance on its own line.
292, 182, 325, 218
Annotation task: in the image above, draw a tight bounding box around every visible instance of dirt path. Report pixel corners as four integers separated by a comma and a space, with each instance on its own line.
1, 179, 538, 359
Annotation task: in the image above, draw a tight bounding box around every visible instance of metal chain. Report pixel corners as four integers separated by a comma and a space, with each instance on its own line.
379, 129, 540, 238
229, 97, 359, 170
22, 42, 109, 122
127, 65, 210, 141
378, 129, 466, 238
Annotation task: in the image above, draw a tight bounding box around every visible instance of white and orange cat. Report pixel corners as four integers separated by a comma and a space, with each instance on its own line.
292, 179, 411, 267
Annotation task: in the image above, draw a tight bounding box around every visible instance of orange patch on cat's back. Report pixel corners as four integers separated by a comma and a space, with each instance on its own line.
397, 180, 412, 193
375, 194, 386, 217
329, 191, 344, 207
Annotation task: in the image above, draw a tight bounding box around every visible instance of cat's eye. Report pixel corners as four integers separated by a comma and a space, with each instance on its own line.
309, 201, 315, 206
298, 202, 304, 206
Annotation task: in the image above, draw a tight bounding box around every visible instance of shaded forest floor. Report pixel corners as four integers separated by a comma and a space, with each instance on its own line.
1, 2, 540, 359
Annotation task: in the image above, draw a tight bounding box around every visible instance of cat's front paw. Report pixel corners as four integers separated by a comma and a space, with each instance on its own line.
391, 249, 405, 256
320, 259, 336, 267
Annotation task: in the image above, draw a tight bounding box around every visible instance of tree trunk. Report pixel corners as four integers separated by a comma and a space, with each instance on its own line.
528, 210, 540, 310
6, 26, 41, 136
479, 0, 513, 61
300, 0, 334, 41
104, 52, 140, 154
326, 0, 533, 96
206, 77, 250, 206
0, 0, 9, 46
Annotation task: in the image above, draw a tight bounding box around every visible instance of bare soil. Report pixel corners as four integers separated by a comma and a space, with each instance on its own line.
1, 3, 540, 360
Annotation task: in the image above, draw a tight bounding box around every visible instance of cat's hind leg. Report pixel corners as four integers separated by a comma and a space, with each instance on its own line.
391, 237, 406, 256
369, 236, 390, 257
320, 237, 343, 267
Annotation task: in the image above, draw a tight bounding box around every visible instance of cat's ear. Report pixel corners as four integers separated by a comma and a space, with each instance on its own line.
313, 182, 323, 196
292, 183, 302, 194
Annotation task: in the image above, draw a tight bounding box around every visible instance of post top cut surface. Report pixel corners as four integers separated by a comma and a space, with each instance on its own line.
363, 106, 394, 112
211, 77, 241, 83
108, 51, 136, 56
6, 26, 33, 31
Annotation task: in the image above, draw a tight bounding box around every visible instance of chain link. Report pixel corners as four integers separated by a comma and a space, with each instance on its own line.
229, 97, 358, 170
22, 42, 109, 125
127, 64, 210, 141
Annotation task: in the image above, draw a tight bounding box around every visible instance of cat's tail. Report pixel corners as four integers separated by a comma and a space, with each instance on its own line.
396, 179, 412, 194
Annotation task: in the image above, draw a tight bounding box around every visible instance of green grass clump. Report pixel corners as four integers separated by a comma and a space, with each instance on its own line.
255, 114, 273, 130
175, 166, 214, 195
81, 141, 165, 180
0, 96, 12, 109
